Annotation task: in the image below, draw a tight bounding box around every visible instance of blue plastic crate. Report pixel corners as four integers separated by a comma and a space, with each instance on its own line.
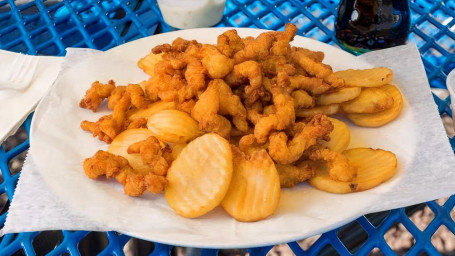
0, 0, 454, 255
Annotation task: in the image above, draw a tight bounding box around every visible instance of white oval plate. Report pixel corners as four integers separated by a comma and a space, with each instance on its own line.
30, 28, 413, 248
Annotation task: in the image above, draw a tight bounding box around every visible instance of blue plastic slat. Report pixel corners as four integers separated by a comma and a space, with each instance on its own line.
0, 0, 454, 255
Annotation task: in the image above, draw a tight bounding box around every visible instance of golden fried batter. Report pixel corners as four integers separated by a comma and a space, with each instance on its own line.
79, 80, 115, 112
82, 89, 133, 143
233, 32, 275, 63
270, 23, 298, 56
126, 118, 147, 129
184, 59, 207, 99
126, 84, 149, 109
254, 88, 295, 144
201, 45, 234, 79
109, 84, 149, 110
108, 86, 126, 110
83, 150, 130, 179
276, 161, 316, 188
176, 99, 196, 114
238, 134, 268, 155
309, 148, 356, 182
191, 81, 232, 138
291, 50, 344, 88
217, 29, 245, 57
144, 173, 168, 194
217, 79, 248, 132
145, 61, 186, 102
225, 61, 263, 104
292, 90, 315, 109
289, 75, 332, 95
115, 168, 168, 196
81, 115, 114, 144
260, 55, 296, 77
268, 114, 333, 164
246, 101, 263, 125
103, 92, 131, 140
291, 47, 325, 63
127, 136, 170, 176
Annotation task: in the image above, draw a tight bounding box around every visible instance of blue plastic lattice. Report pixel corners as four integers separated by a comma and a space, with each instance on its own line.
0, 0, 455, 255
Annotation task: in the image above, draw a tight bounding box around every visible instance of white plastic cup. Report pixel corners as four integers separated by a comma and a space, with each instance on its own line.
157, 0, 226, 29
447, 69, 455, 126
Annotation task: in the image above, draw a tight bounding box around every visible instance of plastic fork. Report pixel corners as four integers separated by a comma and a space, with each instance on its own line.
0, 53, 39, 91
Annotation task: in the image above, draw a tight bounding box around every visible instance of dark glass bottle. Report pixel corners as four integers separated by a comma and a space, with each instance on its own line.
335, 0, 411, 54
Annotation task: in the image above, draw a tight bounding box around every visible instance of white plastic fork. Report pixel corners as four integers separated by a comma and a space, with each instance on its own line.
0, 53, 39, 91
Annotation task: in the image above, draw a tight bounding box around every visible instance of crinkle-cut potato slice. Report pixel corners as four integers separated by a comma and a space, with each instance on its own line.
221, 150, 280, 222
295, 104, 339, 117
108, 128, 154, 175
165, 133, 233, 218
334, 67, 393, 87
319, 117, 350, 152
346, 84, 403, 127
171, 143, 186, 160
341, 87, 394, 114
308, 148, 397, 193
316, 87, 361, 106
147, 109, 201, 143
138, 52, 163, 76
128, 101, 175, 120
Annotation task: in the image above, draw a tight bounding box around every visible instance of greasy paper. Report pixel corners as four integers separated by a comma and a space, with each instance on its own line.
3, 28, 455, 248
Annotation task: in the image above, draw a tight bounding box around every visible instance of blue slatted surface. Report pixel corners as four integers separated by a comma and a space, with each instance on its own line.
0, 0, 454, 255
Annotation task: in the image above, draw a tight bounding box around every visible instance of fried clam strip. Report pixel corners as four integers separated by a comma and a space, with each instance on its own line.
81, 92, 131, 144
83, 150, 130, 179
152, 37, 201, 55
268, 114, 334, 164
260, 55, 296, 77
309, 148, 356, 182
126, 117, 147, 129
246, 101, 263, 125
276, 161, 316, 188
127, 136, 172, 176
191, 80, 232, 138
233, 32, 275, 63
144, 40, 208, 103
191, 79, 248, 135
81, 83, 152, 143
108, 86, 126, 109
291, 46, 325, 63
117, 170, 168, 197
217, 80, 249, 132
291, 49, 344, 88
270, 23, 298, 56
224, 60, 263, 104
79, 80, 116, 112
238, 134, 268, 155
80, 115, 113, 143
201, 45, 234, 79
175, 99, 196, 114
254, 87, 295, 144
292, 90, 315, 109
145, 60, 185, 102
217, 29, 245, 58
83, 150, 167, 197
289, 75, 333, 95
108, 84, 149, 110
146, 58, 207, 103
